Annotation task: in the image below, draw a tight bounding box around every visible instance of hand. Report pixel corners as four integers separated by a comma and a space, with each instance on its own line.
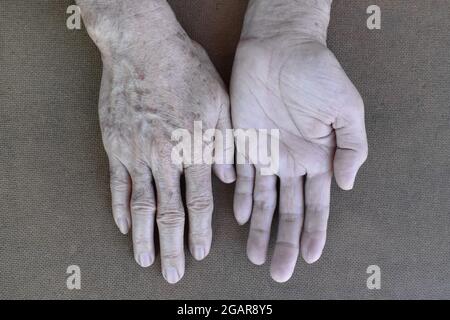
231, 0, 368, 282
77, 0, 235, 284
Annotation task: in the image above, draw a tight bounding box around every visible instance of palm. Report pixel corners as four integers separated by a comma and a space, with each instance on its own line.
232, 39, 364, 176
231, 38, 368, 282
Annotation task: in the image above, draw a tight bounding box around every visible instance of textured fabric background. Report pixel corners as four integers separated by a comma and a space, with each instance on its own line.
1, 0, 449, 299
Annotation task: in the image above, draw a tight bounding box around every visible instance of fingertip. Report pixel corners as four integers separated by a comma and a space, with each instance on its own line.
163, 267, 184, 284
336, 178, 355, 191
233, 198, 251, 225
214, 164, 236, 184
247, 251, 266, 266
270, 266, 293, 283
270, 245, 298, 283
235, 215, 250, 226
116, 217, 130, 235
135, 252, 154, 268
247, 239, 267, 266
334, 168, 358, 191
190, 244, 210, 261
301, 237, 325, 264
302, 252, 321, 265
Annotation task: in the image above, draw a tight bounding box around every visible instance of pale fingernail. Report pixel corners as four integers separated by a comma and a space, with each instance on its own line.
163, 267, 181, 284
224, 167, 236, 183
303, 239, 323, 264
247, 241, 267, 266
341, 179, 355, 191
138, 253, 152, 268
117, 217, 129, 234
192, 246, 206, 261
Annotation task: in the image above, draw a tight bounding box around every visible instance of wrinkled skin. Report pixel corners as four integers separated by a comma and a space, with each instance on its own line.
231, 0, 368, 282
77, 0, 235, 284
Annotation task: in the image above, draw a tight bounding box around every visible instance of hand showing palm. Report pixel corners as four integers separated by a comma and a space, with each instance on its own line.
231, 37, 368, 282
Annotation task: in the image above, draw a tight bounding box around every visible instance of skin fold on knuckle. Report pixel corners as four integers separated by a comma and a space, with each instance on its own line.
110, 175, 129, 191
275, 240, 300, 250
279, 212, 303, 224
187, 195, 213, 216
133, 237, 153, 249
130, 201, 156, 216
189, 225, 212, 240
253, 197, 276, 213
156, 210, 185, 231
305, 203, 330, 215
249, 226, 271, 238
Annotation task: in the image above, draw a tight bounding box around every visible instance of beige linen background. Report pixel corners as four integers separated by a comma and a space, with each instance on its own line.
1, 0, 449, 299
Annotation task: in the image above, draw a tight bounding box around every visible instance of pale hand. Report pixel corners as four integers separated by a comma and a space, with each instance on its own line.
231, 0, 368, 282
77, 0, 235, 284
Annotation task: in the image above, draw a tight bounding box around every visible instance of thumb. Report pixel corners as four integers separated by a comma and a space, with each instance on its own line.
333, 102, 368, 190
213, 96, 236, 184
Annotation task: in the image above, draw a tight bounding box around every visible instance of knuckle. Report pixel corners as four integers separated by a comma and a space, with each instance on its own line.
253, 199, 276, 213
190, 225, 212, 239
275, 241, 299, 250
131, 191, 156, 215
112, 203, 128, 213
306, 204, 330, 216
133, 237, 152, 248
157, 210, 185, 228
255, 183, 275, 193
237, 176, 254, 184
279, 213, 303, 224
234, 190, 252, 198
250, 227, 270, 236
110, 179, 129, 192
187, 196, 213, 215
131, 202, 156, 216
161, 250, 183, 261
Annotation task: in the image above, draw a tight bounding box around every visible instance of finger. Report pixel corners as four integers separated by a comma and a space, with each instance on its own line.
333, 98, 368, 190
213, 164, 236, 184
154, 168, 185, 284
233, 164, 255, 225
270, 176, 304, 283
185, 165, 213, 261
301, 172, 332, 264
109, 157, 131, 235
247, 172, 277, 265
213, 97, 236, 184
129, 165, 156, 268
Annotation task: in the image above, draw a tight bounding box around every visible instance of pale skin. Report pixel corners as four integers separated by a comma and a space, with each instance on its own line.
77, 0, 368, 284
76, 0, 236, 284
231, 0, 368, 282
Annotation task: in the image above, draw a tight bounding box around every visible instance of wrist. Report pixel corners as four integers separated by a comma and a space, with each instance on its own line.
76, 0, 184, 53
241, 0, 332, 45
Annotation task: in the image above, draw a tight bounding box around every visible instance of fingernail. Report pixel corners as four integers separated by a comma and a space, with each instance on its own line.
138, 253, 152, 268
193, 246, 206, 261
343, 180, 355, 191
225, 168, 236, 182
163, 267, 181, 284
247, 242, 267, 266
303, 240, 323, 264
117, 218, 129, 234
224, 167, 236, 183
